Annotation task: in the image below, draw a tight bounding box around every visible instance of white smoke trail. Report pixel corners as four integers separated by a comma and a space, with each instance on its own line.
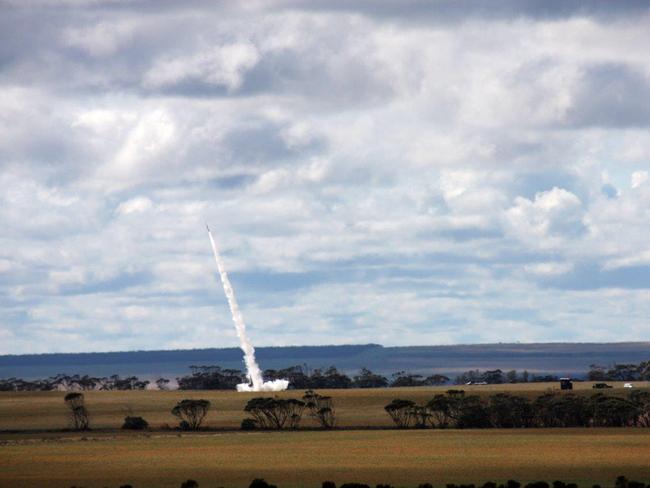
206, 226, 289, 392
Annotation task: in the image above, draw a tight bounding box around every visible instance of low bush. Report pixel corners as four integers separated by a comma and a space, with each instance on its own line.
122, 416, 149, 430
250, 479, 277, 488
241, 418, 257, 430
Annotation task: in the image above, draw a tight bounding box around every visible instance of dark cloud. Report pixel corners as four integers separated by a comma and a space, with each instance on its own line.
279, 0, 650, 23
208, 174, 257, 189
601, 184, 618, 199
58, 271, 152, 296
541, 263, 650, 290
566, 64, 650, 128
222, 121, 325, 166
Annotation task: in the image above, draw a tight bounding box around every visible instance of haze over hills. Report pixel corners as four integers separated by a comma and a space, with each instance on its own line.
1, 342, 648, 381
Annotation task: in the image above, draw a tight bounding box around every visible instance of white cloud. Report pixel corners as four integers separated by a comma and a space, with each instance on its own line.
631, 170, 648, 188
505, 187, 585, 249
143, 42, 260, 91
2, 2, 650, 353
116, 197, 154, 215
99, 109, 177, 185
63, 20, 137, 57
524, 262, 574, 276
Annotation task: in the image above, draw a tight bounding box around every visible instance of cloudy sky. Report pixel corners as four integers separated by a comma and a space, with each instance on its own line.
1, 0, 650, 355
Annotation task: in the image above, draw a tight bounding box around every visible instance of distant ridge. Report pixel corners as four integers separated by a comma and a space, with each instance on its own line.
1, 342, 648, 380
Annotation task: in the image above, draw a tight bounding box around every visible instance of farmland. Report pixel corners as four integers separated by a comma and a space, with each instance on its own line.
2, 382, 646, 431
1, 383, 650, 488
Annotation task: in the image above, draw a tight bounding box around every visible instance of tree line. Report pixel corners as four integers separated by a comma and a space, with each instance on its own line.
587, 361, 650, 381
63, 389, 336, 432
3, 359, 649, 391
62, 388, 650, 434
384, 389, 650, 429
0, 373, 157, 391
75, 475, 650, 488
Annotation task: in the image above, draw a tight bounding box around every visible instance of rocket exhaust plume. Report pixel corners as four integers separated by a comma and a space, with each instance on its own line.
206, 225, 289, 392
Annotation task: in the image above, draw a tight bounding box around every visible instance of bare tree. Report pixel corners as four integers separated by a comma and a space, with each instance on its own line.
171, 399, 211, 430
64, 392, 89, 430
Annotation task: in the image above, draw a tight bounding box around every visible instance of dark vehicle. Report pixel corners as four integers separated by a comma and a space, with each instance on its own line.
560, 378, 573, 390
592, 382, 613, 389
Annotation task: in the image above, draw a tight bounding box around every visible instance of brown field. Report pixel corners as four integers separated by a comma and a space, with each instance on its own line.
1, 383, 649, 488
2, 429, 650, 488
1, 381, 647, 431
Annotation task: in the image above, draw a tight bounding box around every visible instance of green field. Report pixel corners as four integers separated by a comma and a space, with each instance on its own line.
1, 383, 649, 488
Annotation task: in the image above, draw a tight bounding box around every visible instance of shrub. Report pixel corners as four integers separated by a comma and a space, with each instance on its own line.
323, 482, 337, 488
241, 418, 257, 430
122, 416, 149, 430
249, 479, 277, 488
524, 482, 549, 488
181, 480, 199, 488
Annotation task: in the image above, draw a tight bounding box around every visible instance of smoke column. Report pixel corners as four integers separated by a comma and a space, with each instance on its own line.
206, 226, 289, 392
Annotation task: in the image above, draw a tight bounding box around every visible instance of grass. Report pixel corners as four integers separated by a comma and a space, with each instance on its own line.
2, 429, 650, 487
1, 382, 647, 431
1, 383, 649, 487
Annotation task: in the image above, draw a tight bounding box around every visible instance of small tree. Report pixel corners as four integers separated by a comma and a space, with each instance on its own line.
427, 395, 448, 428
426, 374, 450, 386
64, 392, 89, 430
303, 390, 336, 429
352, 368, 389, 388
171, 399, 211, 430
384, 399, 416, 428
244, 397, 305, 430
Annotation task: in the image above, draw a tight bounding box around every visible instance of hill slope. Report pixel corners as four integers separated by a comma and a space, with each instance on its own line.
1, 342, 648, 380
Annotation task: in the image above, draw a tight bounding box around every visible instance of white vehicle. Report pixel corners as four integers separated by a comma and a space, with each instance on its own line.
624, 383, 634, 388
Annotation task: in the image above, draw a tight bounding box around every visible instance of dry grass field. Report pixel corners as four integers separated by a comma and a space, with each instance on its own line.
1, 382, 647, 431
2, 429, 650, 488
1, 383, 650, 488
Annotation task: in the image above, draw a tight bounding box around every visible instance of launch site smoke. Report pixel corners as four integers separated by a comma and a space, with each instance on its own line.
206, 224, 289, 392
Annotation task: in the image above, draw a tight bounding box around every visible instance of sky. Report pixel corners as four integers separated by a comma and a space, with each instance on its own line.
1, 0, 650, 355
